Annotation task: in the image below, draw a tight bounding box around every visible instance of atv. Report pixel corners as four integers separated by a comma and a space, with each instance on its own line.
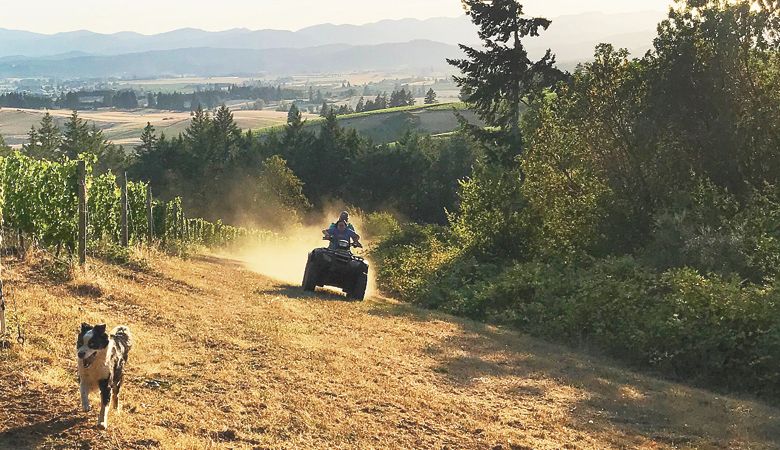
302, 238, 369, 301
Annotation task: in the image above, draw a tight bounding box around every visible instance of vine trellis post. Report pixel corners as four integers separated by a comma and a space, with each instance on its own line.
77, 160, 87, 266
146, 185, 154, 243
120, 172, 129, 248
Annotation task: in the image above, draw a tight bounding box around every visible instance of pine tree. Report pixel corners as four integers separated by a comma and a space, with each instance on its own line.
184, 105, 212, 150
374, 93, 388, 110
355, 97, 365, 113
61, 111, 92, 159
287, 104, 302, 126
22, 126, 40, 157
135, 122, 158, 156
448, 0, 562, 158
37, 112, 62, 157
320, 101, 330, 117
213, 105, 241, 161
424, 88, 438, 104
405, 89, 415, 106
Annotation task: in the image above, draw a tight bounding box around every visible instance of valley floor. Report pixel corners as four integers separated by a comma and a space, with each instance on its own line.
0, 252, 778, 449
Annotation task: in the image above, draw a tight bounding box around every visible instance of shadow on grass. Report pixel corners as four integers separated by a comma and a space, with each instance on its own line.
192, 254, 245, 269
257, 283, 354, 303
0, 414, 86, 449
368, 298, 780, 448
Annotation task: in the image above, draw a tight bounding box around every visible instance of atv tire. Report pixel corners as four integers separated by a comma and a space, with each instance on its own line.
348, 273, 368, 301
302, 254, 317, 292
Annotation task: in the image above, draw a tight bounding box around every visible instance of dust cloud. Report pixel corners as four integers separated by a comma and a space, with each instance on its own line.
225, 213, 378, 297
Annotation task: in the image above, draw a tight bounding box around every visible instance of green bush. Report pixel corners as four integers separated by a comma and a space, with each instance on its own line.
373, 235, 780, 398
360, 211, 400, 240
370, 224, 456, 301
643, 180, 780, 282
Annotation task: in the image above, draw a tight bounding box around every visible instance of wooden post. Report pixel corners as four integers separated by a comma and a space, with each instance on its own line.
177, 203, 183, 240
77, 160, 87, 265
120, 173, 129, 247
146, 185, 154, 243
171, 201, 178, 241
161, 201, 167, 245
1, 234, 5, 336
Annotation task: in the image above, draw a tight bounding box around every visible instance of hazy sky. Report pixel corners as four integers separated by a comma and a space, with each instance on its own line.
0, 0, 676, 34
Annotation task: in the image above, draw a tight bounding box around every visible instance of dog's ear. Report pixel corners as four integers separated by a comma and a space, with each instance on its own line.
81, 323, 93, 333
93, 324, 107, 335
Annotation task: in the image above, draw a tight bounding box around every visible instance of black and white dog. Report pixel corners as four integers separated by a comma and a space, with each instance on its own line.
77, 323, 132, 429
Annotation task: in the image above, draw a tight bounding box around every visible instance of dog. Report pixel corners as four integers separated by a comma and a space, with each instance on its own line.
77, 323, 132, 429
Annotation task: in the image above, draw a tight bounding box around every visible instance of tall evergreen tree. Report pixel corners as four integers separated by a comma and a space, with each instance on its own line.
183, 105, 212, 161
61, 111, 92, 159
38, 112, 62, 156
213, 104, 241, 161
22, 126, 40, 157
135, 122, 158, 156
448, 0, 562, 160
287, 104, 302, 126
424, 88, 438, 104
23, 112, 62, 160
319, 101, 330, 117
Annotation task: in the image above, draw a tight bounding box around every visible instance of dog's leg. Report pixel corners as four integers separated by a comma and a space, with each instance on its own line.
111, 383, 121, 412
79, 379, 91, 412
97, 378, 111, 429
111, 366, 124, 412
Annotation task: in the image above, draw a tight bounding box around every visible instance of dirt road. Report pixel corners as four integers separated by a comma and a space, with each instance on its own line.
0, 253, 778, 449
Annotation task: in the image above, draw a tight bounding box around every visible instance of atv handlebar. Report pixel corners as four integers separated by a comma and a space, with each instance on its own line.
323, 236, 363, 248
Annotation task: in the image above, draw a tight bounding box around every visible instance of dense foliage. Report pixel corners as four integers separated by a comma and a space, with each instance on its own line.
372, 0, 780, 399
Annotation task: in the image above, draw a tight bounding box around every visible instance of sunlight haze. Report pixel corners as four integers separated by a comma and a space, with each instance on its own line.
0, 0, 676, 34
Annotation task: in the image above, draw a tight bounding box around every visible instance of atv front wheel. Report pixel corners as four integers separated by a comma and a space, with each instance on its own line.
348, 273, 368, 301
302, 254, 317, 292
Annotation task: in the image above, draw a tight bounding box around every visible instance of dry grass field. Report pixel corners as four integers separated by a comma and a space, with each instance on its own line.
0, 108, 294, 147
0, 250, 778, 449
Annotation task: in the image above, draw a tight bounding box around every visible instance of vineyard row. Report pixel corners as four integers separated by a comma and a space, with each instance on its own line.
0, 152, 271, 260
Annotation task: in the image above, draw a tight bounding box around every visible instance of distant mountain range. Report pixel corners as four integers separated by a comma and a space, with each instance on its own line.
0, 41, 462, 78
0, 11, 666, 78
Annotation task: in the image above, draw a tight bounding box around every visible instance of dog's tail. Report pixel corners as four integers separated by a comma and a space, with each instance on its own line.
111, 326, 132, 360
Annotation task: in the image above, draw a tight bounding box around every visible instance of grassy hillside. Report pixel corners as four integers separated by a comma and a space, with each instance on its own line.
0, 251, 778, 448
259, 102, 481, 144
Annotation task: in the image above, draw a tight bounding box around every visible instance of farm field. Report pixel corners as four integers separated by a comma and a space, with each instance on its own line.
0, 108, 297, 147
337, 107, 480, 143
0, 251, 778, 449
257, 103, 482, 144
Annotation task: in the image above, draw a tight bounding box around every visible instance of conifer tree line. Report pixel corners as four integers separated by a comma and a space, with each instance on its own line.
354, 88, 418, 113
0, 85, 301, 111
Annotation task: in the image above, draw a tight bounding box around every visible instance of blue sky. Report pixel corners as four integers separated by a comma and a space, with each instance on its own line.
0, 0, 676, 34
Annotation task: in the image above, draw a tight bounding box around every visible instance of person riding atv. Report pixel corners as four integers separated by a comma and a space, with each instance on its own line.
323, 219, 361, 250
304, 218, 369, 300
327, 211, 356, 233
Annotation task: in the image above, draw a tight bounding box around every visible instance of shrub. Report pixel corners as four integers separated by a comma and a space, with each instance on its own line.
374, 244, 780, 398
360, 211, 400, 240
